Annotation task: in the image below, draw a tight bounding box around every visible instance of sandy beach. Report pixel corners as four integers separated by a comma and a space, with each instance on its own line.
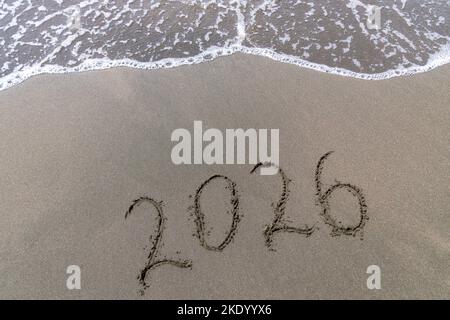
0, 53, 448, 299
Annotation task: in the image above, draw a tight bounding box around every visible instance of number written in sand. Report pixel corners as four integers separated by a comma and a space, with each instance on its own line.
125, 197, 192, 294
192, 175, 241, 251
251, 151, 368, 248
314, 151, 368, 237
126, 151, 368, 293
251, 163, 316, 249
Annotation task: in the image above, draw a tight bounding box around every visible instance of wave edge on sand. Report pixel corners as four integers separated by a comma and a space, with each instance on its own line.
1, 43, 450, 92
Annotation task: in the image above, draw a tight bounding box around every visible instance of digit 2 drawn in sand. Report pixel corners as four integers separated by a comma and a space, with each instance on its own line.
251, 163, 316, 250
251, 151, 368, 249
315, 151, 368, 237
125, 197, 192, 293
191, 175, 241, 251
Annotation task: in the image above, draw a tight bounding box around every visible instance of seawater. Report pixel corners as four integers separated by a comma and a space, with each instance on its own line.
0, 0, 449, 91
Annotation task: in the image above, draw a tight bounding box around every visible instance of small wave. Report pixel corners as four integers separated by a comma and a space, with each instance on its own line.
0, 0, 449, 91
2, 43, 450, 92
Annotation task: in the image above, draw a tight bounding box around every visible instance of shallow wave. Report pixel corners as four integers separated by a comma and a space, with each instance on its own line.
0, 0, 449, 91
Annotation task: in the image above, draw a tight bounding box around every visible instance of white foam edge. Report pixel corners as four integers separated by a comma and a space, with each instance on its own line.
1, 44, 449, 92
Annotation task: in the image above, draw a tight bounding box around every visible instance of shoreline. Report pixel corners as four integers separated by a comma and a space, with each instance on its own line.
2, 46, 450, 92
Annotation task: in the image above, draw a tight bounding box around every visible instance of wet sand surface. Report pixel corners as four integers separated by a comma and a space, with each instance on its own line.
0, 53, 448, 299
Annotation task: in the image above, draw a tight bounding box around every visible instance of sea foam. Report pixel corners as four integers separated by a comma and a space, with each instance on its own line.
0, 0, 449, 91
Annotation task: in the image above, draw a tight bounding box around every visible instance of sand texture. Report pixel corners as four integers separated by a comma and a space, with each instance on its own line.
0, 54, 448, 299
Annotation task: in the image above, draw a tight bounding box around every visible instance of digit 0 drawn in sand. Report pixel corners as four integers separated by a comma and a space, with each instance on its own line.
251, 163, 317, 250
315, 151, 368, 238
125, 197, 192, 295
190, 175, 241, 252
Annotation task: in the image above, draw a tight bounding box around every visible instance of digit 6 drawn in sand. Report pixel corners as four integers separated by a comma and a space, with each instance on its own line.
251, 163, 316, 250
315, 151, 368, 237
125, 197, 192, 293
192, 175, 241, 251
